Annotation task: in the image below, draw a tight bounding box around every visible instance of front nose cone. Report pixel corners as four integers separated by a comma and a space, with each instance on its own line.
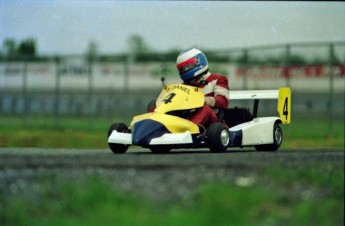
132, 119, 170, 146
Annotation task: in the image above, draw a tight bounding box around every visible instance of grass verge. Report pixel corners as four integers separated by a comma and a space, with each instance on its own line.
0, 116, 343, 149
1, 163, 343, 226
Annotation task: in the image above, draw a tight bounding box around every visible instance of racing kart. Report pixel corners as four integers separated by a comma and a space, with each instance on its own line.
108, 78, 291, 154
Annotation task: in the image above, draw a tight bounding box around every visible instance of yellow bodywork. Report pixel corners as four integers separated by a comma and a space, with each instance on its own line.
130, 84, 204, 134
277, 87, 291, 124
130, 113, 200, 134
155, 84, 204, 113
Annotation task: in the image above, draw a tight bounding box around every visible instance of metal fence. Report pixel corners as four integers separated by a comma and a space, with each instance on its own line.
0, 42, 344, 134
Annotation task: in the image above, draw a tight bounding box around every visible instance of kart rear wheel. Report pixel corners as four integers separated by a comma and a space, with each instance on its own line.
206, 122, 230, 153
255, 122, 282, 152
149, 145, 171, 154
108, 123, 129, 154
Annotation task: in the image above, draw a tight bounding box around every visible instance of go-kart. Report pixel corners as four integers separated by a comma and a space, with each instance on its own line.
108, 78, 291, 153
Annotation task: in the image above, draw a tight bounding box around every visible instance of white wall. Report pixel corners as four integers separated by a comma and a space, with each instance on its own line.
0, 62, 344, 92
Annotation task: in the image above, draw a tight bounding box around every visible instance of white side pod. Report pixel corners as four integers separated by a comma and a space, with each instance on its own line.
108, 131, 132, 145
229, 117, 281, 146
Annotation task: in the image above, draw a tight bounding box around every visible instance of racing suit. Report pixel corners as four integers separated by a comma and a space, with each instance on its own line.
188, 72, 230, 128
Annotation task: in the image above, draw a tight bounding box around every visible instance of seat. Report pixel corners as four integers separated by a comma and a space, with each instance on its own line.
222, 107, 253, 128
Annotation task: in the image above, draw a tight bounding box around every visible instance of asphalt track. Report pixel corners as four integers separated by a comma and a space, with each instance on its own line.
0, 148, 343, 169
0, 148, 345, 170
0, 148, 344, 202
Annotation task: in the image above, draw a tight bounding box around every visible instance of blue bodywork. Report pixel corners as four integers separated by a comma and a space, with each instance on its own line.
132, 119, 170, 146
229, 130, 242, 147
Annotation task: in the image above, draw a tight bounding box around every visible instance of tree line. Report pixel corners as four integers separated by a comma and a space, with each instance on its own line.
0, 36, 342, 65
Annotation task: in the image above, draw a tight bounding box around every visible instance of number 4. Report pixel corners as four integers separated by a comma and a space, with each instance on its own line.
278, 87, 291, 124
162, 93, 176, 104
283, 97, 288, 120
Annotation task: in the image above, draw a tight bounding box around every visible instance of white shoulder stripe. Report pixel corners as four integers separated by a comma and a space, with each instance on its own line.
214, 86, 230, 98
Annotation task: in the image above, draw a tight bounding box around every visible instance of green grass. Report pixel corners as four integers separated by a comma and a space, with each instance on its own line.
1, 164, 343, 226
0, 116, 343, 149
0, 116, 111, 148
281, 116, 344, 149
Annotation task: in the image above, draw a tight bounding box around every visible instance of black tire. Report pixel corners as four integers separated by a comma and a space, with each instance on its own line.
149, 145, 171, 154
206, 122, 230, 153
255, 122, 282, 152
108, 123, 129, 154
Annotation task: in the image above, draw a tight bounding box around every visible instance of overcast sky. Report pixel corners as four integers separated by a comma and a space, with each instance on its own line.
1, 1, 344, 55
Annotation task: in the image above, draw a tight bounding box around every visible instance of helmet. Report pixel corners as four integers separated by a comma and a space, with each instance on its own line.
176, 48, 208, 83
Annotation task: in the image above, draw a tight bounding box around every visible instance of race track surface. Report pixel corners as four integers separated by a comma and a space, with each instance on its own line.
0, 148, 344, 202
0, 148, 343, 168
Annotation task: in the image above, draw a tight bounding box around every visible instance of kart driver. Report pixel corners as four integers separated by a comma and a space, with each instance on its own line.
176, 48, 230, 129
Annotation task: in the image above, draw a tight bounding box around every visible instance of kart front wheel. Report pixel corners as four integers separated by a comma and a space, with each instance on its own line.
206, 122, 230, 153
108, 123, 129, 154
255, 122, 282, 152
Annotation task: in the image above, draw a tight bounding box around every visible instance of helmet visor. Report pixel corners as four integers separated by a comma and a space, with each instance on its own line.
177, 57, 197, 74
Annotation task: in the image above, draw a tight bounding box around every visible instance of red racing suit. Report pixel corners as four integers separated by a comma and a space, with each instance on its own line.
188, 72, 230, 128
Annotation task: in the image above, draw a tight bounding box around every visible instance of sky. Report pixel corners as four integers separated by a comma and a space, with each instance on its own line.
1, 0, 345, 55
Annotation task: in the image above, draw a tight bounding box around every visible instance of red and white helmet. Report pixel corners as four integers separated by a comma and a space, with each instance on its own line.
176, 48, 209, 83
